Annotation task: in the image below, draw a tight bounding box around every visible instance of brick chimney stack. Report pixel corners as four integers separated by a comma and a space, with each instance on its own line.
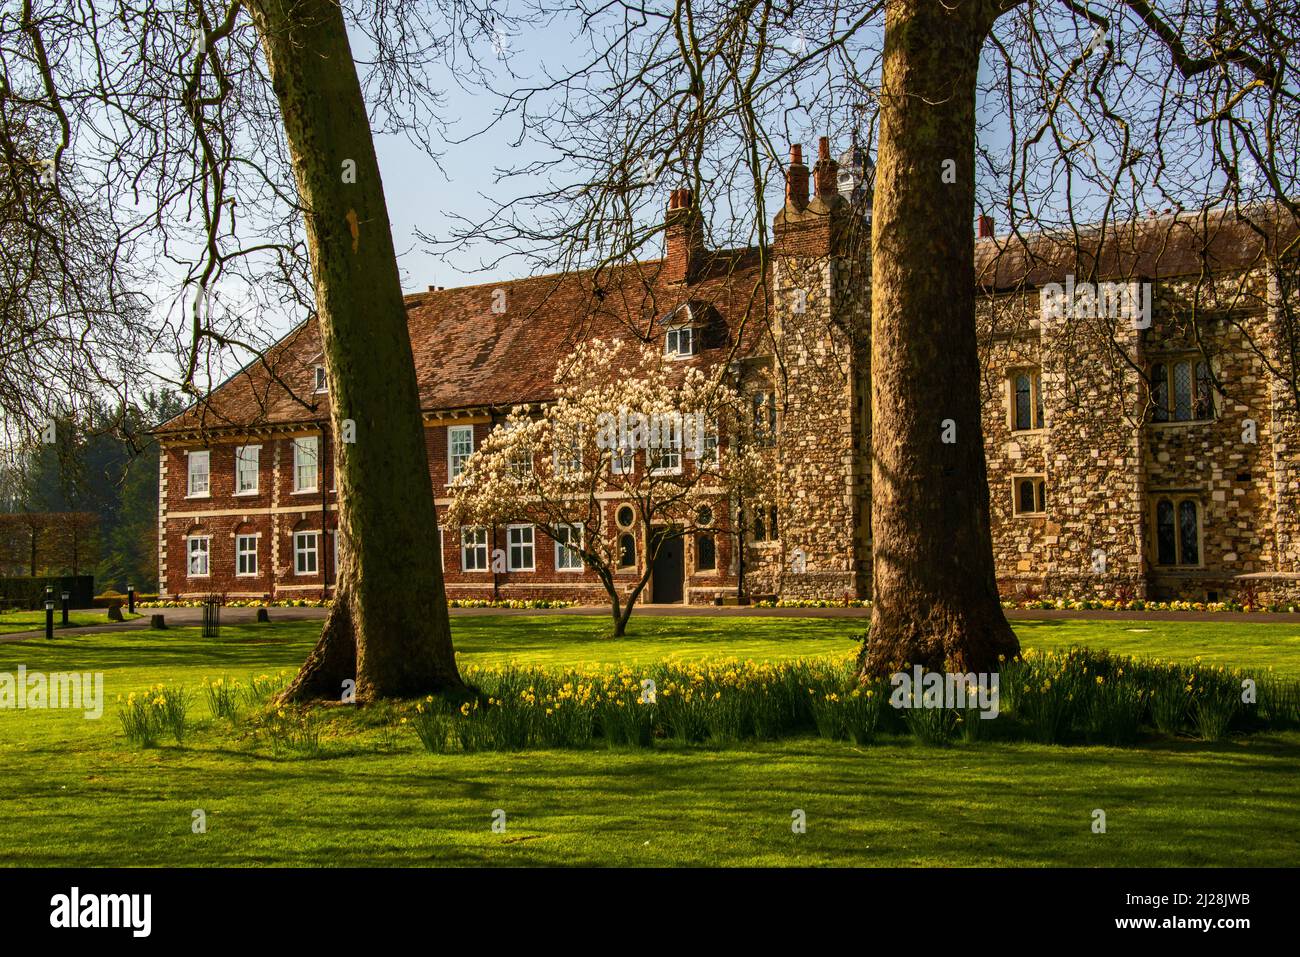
813, 137, 839, 201
665, 188, 705, 284
785, 145, 809, 210
977, 214, 995, 238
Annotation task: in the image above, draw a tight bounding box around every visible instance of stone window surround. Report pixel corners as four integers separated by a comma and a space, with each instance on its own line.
1010, 473, 1047, 518
235, 533, 260, 577
186, 534, 211, 578
616, 531, 638, 570
294, 530, 320, 576
1149, 492, 1205, 569
1148, 353, 1217, 426
693, 532, 719, 574
1005, 367, 1045, 433
751, 391, 778, 447
750, 505, 780, 542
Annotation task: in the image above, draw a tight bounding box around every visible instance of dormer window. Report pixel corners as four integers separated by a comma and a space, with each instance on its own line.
665, 326, 696, 358
314, 365, 328, 394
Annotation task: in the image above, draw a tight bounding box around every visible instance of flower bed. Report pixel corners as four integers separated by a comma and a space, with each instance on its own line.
753, 596, 1300, 613
119, 647, 1300, 754
138, 597, 578, 610
1001, 597, 1300, 614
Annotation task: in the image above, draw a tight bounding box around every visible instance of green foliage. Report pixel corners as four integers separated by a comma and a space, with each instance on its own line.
0, 393, 183, 590
7, 619, 1300, 866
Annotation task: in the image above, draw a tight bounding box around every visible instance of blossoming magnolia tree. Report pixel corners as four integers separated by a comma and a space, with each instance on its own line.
447, 338, 771, 635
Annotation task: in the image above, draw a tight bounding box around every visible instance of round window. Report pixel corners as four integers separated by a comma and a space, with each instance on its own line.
696, 505, 713, 526
617, 505, 635, 528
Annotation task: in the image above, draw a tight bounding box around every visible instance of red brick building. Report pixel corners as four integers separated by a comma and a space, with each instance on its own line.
156, 138, 1300, 605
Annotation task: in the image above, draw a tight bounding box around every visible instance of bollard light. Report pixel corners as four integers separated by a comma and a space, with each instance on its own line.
60, 590, 70, 626
44, 599, 55, 640
127, 585, 135, 615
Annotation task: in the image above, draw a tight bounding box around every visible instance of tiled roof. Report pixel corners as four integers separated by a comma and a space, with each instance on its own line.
155, 248, 772, 436
156, 203, 1298, 436
974, 204, 1299, 290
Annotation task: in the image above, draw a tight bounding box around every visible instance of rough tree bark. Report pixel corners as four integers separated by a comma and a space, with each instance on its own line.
860, 0, 1021, 677
248, 0, 463, 702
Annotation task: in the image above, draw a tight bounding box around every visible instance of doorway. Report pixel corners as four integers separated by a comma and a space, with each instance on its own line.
650, 528, 684, 604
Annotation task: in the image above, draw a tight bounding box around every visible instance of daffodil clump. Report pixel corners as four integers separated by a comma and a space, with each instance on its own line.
752, 599, 872, 609
261, 705, 322, 756
201, 671, 292, 721
117, 683, 191, 746
118, 650, 1300, 755
202, 675, 242, 720
398, 649, 1298, 753
406, 656, 877, 753
997, 647, 1290, 744
448, 599, 579, 610
139, 599, 334, 609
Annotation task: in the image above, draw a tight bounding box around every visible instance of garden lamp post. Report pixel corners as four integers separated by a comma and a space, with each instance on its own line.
60, 590, 70, 626
44, 597, 54, 640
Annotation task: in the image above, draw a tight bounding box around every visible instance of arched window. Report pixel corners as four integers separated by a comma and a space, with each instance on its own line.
1153, 496, 1200, 566
1152, 360, 1214, 422
1010, 370, 1043, 431
1155, 499, 1176, 565
1194, 362, 1214, 420
1178, 500, 1200, 565
1173, 362, 1193, 421
1018, 479, 1036, 514
696, 535, 716, 572
1012, 476, 1046, 516
1151, 363, 1168, 421
618, 533, 636, 568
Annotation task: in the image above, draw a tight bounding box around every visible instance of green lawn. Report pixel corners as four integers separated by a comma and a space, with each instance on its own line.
0, 609, 141, 635
2, 614, 1298, 866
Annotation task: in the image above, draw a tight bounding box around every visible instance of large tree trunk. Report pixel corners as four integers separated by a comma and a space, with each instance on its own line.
249, 0, 463, 702
860, 0, 1020, 677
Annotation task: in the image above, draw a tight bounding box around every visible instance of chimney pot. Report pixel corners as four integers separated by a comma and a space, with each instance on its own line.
786, 144, 810, 210
813, 136, 839, 200
665, 187, 704, 283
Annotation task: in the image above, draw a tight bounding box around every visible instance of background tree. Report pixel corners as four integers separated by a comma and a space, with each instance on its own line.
0, 394, 181, 589
0, 96, 152, 444
448, 338, 769, 635
2, 0, 530, 700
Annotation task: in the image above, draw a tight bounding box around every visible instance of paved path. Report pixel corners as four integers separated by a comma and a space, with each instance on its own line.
2, 602, 1297, 643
